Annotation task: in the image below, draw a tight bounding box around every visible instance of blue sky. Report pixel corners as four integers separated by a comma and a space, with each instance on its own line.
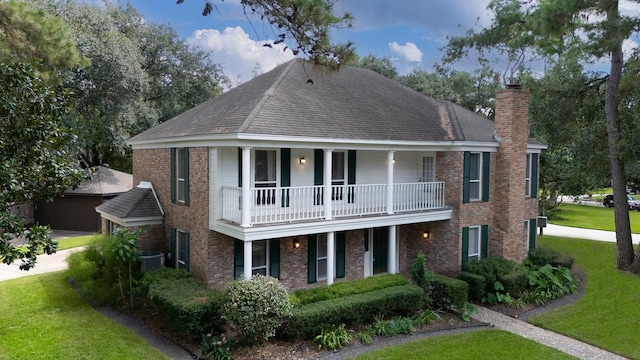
120, 0, 495, 86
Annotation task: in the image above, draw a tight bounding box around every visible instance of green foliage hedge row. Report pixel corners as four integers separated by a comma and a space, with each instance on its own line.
292, 274, 409, 306
457, 271, 486, 302
143, 268, 224, 340
426, 272, 468, 309
281, 284, 423, 339
528, 248, 574, 269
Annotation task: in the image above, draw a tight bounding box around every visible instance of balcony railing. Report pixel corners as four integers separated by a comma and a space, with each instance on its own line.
221, 182, 446, 225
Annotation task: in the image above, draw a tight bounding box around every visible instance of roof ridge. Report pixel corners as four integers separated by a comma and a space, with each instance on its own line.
444, 101, 465, 141
123, 187, 149, 218
237, 59, 297, 133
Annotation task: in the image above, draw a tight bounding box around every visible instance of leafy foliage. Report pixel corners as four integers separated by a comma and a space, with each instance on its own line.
0, 62, 85, 270
293, 273, 408, 305
314, 324, 353, 350
197, 332, 235, 360
222, 274, 293, 345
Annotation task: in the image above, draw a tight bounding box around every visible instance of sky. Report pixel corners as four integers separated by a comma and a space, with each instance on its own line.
120, 0, 494, 87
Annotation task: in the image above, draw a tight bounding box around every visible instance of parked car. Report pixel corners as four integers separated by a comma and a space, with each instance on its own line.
603, 194, 640, 211
626, 184, 640, 194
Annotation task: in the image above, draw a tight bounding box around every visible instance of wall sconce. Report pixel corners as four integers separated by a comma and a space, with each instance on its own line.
392, 159, 396, 164
423, 230, 431, 240
299, 157, 306, 165
293, 238, 301, 249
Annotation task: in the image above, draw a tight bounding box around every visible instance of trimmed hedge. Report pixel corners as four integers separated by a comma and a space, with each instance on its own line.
293, 274, 408, 306
281, 284, 423, 339
457, 271, 486, 302
143, 268, 224, 340
427, 272, 468, 309
499, 270, 528, 296
528, 248, 574, 269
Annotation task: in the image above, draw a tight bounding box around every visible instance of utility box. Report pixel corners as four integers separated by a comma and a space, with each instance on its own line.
537, 216, 548, 235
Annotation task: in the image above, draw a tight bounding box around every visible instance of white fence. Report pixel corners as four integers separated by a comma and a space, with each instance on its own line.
221, 182, 445, 225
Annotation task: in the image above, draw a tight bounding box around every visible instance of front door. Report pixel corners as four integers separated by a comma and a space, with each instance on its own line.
372, 227, 388, 274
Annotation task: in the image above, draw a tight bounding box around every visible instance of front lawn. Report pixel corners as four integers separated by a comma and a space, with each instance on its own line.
529, 236, 640, 359
56, 234, 101, 250
0, 271, 170, 360
354, 329, 574, 359
548, 203, 640, 233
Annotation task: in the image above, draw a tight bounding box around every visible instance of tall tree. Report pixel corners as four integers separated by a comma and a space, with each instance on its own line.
356, 54, 399, 79
444, 0, 640, 272
0, 63, 85, 270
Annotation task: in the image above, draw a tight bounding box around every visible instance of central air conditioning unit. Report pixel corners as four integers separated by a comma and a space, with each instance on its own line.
140, 251, 165, 272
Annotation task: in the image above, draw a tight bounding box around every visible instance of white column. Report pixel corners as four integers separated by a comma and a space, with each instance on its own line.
326, 232, 335, 285
388, 225, 397, 274
387, 151, 395, 214
241, 147, 252, 227
324, 149, 333, 220
243, 240, 252, 280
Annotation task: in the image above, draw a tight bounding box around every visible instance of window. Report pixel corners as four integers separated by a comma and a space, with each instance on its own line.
317, 234, 328, 280
233, 240, 280, 280
254, 150, 277, 205
463, 151, 490, 203
171, 228, 190, 271
420, 155, 435, 182
469, 153, 481, 201
252, 240, 268, 276
171, 148, 189, 204
468, 226, 481, 262
105, 220, 119, 235
332, 151, 345, 200
525, 154, 532, 197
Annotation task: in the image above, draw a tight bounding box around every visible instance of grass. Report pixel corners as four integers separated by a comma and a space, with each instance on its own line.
353, 329, 574, 359
548, 203, 640, 233
528, 235, 640, 359
0, 271, 170, 360
56, 234, 101, 250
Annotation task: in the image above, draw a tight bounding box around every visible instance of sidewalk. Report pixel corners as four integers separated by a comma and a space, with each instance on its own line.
0, 247, 85, 282
543, 223, 640, 244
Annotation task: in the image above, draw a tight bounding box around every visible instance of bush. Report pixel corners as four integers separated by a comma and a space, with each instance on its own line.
222, 275, 292, 345
281, 284, 423, 339
314, 324, 353, 350
528, 248, 574, 269
499, 270, 528, 296
426, 272, 468, 310
457, 271, 486, 302
293, 274, 408, 305
145, 268, 225, 340
410, 253, 433, 307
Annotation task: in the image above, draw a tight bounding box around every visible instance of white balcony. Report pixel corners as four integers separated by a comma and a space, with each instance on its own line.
221, 182, 446, 226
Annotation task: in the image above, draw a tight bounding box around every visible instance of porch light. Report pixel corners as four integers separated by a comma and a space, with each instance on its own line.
299, 157, 306, 165
293, 238, 301, 249
423, 230, 431, 239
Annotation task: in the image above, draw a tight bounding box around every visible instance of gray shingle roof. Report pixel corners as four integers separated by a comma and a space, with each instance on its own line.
67, 166, 132, 196
95, 186, 162, 219
129, 59, 507, 144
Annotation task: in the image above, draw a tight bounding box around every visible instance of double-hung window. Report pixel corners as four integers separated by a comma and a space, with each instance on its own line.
462, 225, 488, 269
467, 226, 481, 262
251, 240, 268, 276
463, 151, 490, 203
469, 153, 482, 201
316, 234, 328, 280
525, 153, 538, 198
254, 150, 277, 205
171, 148, 189, 205
525, 154, 532, 197
170, 228, 190, 271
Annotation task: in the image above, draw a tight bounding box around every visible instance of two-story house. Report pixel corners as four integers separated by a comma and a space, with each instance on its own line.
96, 59, 545, 291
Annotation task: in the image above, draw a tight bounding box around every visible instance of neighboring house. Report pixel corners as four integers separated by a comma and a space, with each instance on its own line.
35, 166, 132, 232
98, 59, 545, 291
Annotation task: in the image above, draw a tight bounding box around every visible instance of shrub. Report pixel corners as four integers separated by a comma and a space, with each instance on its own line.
527, 248, 574, 269
522, 264, 577, 305
410, 253, 433, 307
281, 284, 423, 339
145, 268, 225, 340
426, 272, 468, 310
314, 324, 353, 350
197, 332, 235, 360
464, 258, 517, 288
499, 270, 528, 296
369, 316, 414, 337
222, 275, 292, 345
457, 271, 486, 302
294, 274, 408, 305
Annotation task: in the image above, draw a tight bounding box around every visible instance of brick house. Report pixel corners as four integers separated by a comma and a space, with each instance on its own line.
97, 59, 545, 291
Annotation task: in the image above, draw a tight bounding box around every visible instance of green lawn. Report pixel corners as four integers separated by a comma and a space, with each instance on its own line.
56, 234, 101, 250
529, 235, 640, 359
549, 203, 640, 233
0, 272, 170, 360
354, 329, 574, 359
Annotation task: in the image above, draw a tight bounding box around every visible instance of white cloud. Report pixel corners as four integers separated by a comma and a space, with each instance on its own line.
389, 41, 423, 63
187, 26, 296, 88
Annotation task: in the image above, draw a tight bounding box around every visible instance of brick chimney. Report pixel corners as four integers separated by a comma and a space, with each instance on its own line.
492, 84, 530, 262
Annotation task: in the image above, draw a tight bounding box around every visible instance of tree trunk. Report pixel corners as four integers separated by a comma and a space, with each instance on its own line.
605, 3, 635, 270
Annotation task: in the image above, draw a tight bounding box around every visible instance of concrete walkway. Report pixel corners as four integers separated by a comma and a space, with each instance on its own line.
544, 223, 640, 244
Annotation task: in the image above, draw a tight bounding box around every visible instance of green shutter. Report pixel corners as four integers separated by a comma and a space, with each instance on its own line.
237, 147, 243, 187
482, 152, 490, 202
269, 239, 280, 279
531, 153, 539, 199
170, 149, 176, 203
183, 148, 190, 206
529, 218, 537, 250
462, 151, 470, 203
336, 232, 346, 278
308, 235, 317, 284
281, 148, 290, 207
347, 150, 356, 203
170, 228, 177, 268
364, 229, 369, 252
182, 232, 190, 272
234, 240, 244, 280
461, 227, 469, 270
481, 225, 488, 259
